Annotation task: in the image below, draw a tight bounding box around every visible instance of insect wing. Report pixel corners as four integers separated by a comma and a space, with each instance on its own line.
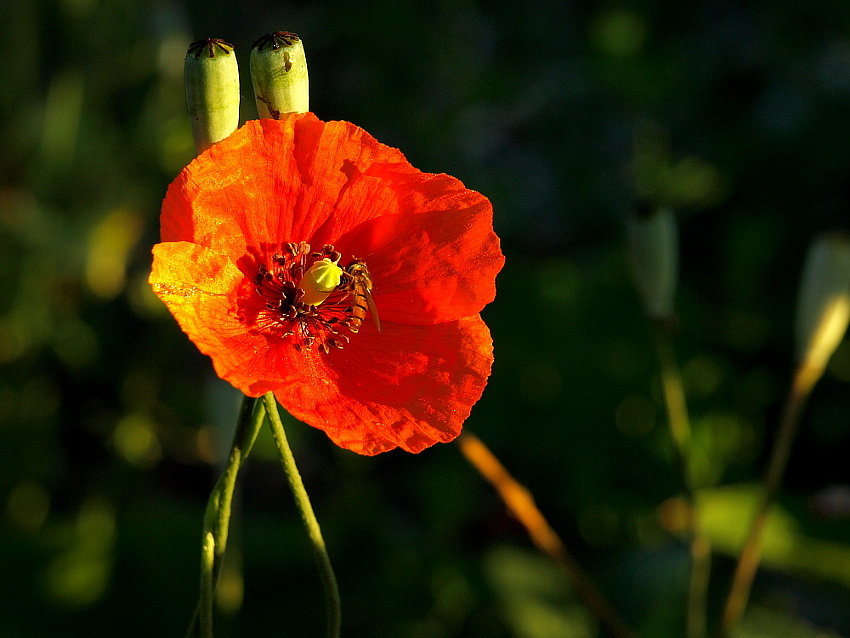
359, 281, 382, 333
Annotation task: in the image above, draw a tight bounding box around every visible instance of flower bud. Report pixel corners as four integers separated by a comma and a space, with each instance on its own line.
794, 232, 850, 374
250, 31, 309, 118
184, 38, 241, 154
625, 206, 679, 320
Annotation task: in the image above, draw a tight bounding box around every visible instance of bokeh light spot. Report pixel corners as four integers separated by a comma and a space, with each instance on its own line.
633, 129, 726, 208
658, 496, 690, 535
86, 209, 143, 299
113, 413, 162, 468
697, 486, 797, 559
682, 355, 724, 398
216, 555, 244, 614
592, 10, 645, 57
40, 70, 84, 171
46, 498, 114, 608
0, 319, 28, 364
690, 412, 755, 486
431, 565, 473, 623
195, 425, 221, 465
159, 116, 195, 173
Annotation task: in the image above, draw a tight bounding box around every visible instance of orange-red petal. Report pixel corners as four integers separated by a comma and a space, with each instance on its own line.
271, 316, 494, 455
334, 204, 503, 324
160, 114, 504, 323
149, 242, 276, 389
153, 114, 503, 454
151, 243, 494, 455
161, 115, 409, 253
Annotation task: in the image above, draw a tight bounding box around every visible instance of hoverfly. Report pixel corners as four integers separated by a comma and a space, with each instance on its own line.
345, 260, 381, 333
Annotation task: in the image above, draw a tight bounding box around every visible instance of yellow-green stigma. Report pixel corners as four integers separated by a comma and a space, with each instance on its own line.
298, 257, 343, 306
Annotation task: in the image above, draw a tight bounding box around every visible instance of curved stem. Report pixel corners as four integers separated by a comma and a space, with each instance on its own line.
653, 323, 710, 638
263, 392, 341, 638
456, 432, 637, 638
200, 532, 215, 638
206, 397, 266, 555
187, 395, 266, 638
718, 364, 819, 637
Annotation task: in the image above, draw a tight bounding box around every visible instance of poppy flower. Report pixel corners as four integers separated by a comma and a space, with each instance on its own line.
150, 112, 504, 455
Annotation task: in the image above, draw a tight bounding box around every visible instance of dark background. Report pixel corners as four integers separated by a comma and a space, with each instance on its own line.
2, 0, 850, 636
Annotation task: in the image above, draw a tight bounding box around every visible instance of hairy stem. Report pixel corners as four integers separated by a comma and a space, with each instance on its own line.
263, 392, 341, 638
187, 395, 266, 638
200, 532, 215, 638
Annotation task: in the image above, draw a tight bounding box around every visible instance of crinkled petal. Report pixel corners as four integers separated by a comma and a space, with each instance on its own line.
161, 114, 409, 255
335, 204, 503, 324
153, 114, 503, 455
151, 243, 493, 455
271, 315, 494, 455
161, 115, 503, 325
149, 242, 276, 389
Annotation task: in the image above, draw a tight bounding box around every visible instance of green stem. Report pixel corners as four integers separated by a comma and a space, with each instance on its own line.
653, 322, 710, 638
717, 364, 819, 637
262, 392, 342, 638
187, 395, 267, 638
200, 532, 215, 638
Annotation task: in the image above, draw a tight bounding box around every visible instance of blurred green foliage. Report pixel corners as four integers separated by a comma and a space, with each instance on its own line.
2, 0, 850, 636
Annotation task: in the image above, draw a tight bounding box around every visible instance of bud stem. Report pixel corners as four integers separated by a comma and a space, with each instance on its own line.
719, 232, 850, 635
717, 363, 815, 637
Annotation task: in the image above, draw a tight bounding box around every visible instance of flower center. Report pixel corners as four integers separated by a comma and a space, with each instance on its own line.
298, 257, 343, 306
251, 242, 373, 353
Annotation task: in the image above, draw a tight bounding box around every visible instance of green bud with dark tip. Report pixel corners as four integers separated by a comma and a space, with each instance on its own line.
184, 38, 241, 154
250, 31, 309, 118
795, 232, 850, 375
626, 206, 679, 320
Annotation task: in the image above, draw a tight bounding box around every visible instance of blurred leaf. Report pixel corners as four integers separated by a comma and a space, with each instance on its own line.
699, 485, 850, 587
484, 545, 594, 638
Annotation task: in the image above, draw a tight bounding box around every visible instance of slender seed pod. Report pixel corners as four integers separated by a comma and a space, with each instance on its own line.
625, 206, 679, 320
184, 38, 241, 154
250, 31, 309, 118
794, 232, 850, 375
